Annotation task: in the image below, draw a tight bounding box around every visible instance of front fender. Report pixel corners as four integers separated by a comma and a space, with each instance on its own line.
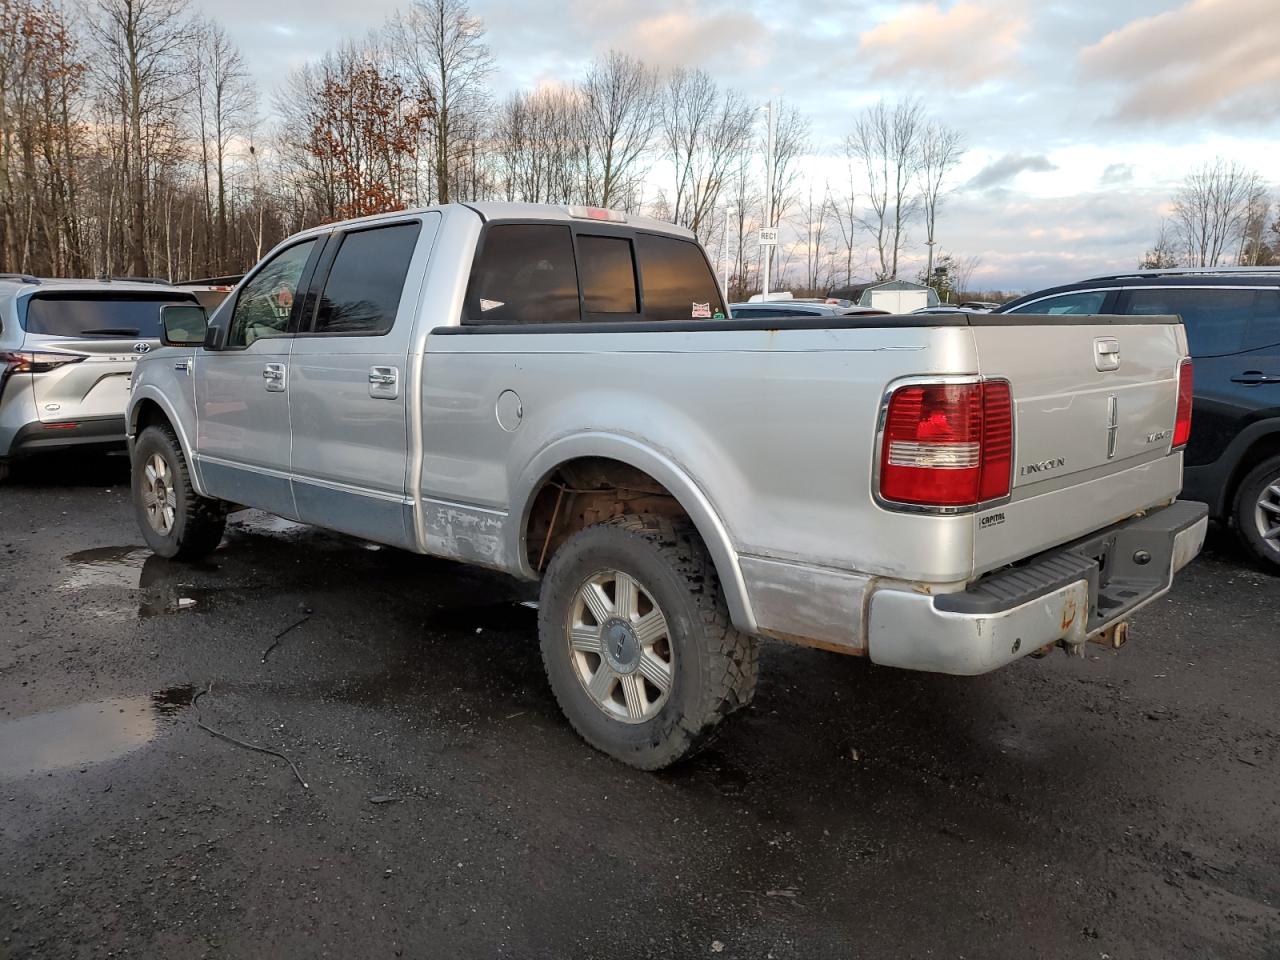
510, 431, 759, 636
128, 382, 206, 498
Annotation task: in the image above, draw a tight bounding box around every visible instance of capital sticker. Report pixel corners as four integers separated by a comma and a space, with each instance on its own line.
691, 302, 711, 318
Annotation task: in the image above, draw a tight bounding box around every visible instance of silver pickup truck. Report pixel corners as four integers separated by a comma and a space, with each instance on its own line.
126, 202, 1207, 769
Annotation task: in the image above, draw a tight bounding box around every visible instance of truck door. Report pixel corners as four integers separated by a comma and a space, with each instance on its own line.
287, 214, 437, 548
194, 237, 321, 518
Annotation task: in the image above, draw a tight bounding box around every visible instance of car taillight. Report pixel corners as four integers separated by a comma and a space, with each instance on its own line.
0, 350, 85, 400
879, 379, 1014, 508
1172, 358, 1193, 449
0, 350, 86, 374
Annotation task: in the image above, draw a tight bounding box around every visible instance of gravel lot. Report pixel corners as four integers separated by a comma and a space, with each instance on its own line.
1, 453, 1277, 959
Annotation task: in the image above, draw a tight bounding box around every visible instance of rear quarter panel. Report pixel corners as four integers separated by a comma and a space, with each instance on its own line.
419, 323, 983, 582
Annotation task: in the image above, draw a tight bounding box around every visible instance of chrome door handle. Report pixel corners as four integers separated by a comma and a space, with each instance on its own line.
263, 362, 286, 392
368, 365, 399, 399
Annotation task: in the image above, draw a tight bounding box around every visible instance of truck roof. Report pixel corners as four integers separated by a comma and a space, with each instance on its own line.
285, 202, 697, 243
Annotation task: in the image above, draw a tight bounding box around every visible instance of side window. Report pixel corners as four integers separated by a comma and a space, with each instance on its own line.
636, 233, 725, 322
1005, 290, 1108, 316
466, 224, 579, 325
578, 235, 638, 314
1124, 288, 1253, 357
227, 239, 316, 347
311, 222, 421, 335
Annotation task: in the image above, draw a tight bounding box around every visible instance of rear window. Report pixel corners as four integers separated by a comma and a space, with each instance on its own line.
312, 221, 421, 335
466, 224, 580, 325
578, 235, 638, 314
636, 234, 725, 322
1124, 287, 1261, 357
23, 293, 193, 339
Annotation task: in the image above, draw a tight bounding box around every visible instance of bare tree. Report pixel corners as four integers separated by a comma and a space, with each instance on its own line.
191, 18, 253, 272
661, 68, 754, 241
1239, 194, 1273, 266
845, 98, 923, 279
87, 0, 192, 275
1140, 219, 1180, 269
391, 0, 492, 204
916, 120, 964, 279
579, 51, 658, 210
1171, 158, 1268, 267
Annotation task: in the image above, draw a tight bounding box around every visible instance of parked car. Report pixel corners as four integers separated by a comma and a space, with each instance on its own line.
730, 301, 887, 318
1000, 267, 1280, 568
0, 275, 201, 480
126, 203, 1206, 769
958, 300, 1001, 311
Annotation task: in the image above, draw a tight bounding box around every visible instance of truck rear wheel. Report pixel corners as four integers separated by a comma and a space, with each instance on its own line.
1234, 454, 1280, 570
132, 424, 227, 560
538, 515, 758, 770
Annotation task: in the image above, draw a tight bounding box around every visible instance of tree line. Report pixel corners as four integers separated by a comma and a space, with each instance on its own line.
1143, 158, 1279, 270
12, 0, 1164, 301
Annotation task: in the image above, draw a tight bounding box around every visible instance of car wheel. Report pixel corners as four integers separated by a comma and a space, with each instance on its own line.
132, 424, 227, 559
1233, 453, 1280, 571
538, 514, 758, 770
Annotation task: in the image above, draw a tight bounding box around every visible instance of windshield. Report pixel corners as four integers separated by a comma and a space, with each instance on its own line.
23, 293, 193, 338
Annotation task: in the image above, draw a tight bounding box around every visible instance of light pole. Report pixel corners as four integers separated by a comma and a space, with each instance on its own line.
762, 100, 775, 301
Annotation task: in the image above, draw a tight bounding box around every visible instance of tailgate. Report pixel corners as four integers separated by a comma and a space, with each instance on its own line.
971, 316, 1187, 575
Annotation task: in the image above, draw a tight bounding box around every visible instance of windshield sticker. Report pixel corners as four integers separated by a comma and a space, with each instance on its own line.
692, 302, 711, 318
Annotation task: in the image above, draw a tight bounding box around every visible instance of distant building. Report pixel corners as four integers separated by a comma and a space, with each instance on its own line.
828, 280, 940, 313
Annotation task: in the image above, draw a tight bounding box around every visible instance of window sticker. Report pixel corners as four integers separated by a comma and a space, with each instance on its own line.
480, 298, 505, 312
691, 302, 711, 318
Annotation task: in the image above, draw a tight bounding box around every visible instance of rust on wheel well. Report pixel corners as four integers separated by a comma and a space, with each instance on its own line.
524, 457, 688, 570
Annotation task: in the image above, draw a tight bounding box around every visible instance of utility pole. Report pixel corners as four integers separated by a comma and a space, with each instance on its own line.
762, 100, 775, 301
722, 206, 730, 299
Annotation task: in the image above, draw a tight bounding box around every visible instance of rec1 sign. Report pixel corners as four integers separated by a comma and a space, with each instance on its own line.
758, 228, 778, 246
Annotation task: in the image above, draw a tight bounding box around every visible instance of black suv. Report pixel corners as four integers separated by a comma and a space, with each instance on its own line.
1000, 268, 1280, 569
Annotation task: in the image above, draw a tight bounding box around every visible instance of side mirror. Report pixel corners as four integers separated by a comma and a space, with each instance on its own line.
161, 304, 208, 346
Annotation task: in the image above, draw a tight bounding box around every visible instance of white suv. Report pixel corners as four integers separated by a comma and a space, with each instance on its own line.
0, 275, 200, 480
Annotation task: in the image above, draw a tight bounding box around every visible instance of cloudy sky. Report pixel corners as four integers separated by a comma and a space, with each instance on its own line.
211, 0, 1277, 292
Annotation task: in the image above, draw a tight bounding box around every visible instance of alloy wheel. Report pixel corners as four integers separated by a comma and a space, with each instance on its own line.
567, 570, 674, 723
141, 453, 177, 535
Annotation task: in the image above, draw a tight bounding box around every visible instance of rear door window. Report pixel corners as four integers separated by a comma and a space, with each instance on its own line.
636, 234, 725, 322
1122, 287, 1256, 357
1004, 290, 1110, 316
466, 224, 580, 325
1246, 289, 1280, 351
578, 235, 638, 315
23, 294, 192, 339
310, 221, 421, 335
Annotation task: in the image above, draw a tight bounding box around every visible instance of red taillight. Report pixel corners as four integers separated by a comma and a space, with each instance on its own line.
1172, 359, 1193, 449
879, 379, 1013, 508
0, 350, 85, 374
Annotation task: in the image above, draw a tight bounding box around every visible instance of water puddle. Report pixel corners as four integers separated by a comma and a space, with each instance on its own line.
0, 685, 194, 778
62, 545, 149, 589
62, 547, 219, 619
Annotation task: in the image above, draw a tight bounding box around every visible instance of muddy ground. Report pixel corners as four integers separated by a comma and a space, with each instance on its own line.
1, 453, 1277, 959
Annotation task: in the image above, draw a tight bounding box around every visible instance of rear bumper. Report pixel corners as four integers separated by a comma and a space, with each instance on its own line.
867, 500, 1208, 676
4, 415, 128, 459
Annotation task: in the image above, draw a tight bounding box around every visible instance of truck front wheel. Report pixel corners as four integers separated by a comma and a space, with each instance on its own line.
132, 424, 227, 559
538, 515, 758, 770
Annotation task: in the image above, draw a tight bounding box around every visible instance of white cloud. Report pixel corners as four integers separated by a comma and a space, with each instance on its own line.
1079, 0, 1280, 124
857, 1, 1027, 89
